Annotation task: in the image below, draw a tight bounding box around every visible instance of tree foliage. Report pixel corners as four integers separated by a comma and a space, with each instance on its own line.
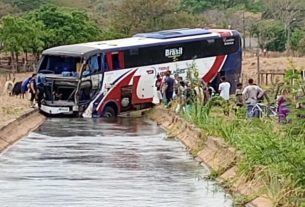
290, 29, 305, 55
262, 0, 305, 27
0, 16, 45, 70
251, 19, 286, 52
0, 5, 101, 68
104, 0, 199, 38
181, 0, 264, 13
2, 0, 49, 11
26, 6, 101, 48
0, 2, 19, 18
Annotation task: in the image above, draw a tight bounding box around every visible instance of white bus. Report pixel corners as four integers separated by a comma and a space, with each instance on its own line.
36, 28, 242, 117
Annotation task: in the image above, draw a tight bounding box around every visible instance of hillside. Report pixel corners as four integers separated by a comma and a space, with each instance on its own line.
50, 0, 90, 8
0, 0, 91, 11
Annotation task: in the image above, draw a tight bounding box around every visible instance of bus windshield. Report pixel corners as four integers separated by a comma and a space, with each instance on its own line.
38, 55, 82, 75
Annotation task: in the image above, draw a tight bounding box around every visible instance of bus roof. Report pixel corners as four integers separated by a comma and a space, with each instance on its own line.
42, 28, 239, 58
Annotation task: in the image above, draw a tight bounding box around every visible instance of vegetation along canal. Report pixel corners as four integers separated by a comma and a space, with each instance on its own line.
0, 118, 232, 207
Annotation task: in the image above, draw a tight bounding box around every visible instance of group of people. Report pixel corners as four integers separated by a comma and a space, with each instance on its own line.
154, 71, 289, 122
237, 78, 289, 122
153, 70, 229, 110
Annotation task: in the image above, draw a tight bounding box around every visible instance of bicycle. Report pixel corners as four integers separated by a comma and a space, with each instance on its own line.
250, 102, 277, 119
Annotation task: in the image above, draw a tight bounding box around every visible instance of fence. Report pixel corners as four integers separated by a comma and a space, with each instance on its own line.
0, 56, 37, 74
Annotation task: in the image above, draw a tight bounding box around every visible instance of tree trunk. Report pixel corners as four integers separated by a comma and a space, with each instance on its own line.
15, 53, 19, 73
10, 52, 16, 75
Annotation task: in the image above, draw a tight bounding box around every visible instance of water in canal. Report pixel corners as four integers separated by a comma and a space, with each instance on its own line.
0, 118, 233, 207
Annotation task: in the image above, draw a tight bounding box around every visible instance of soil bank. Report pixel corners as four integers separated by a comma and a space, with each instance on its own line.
146, 106, 273, 207
0, 109, 46, 152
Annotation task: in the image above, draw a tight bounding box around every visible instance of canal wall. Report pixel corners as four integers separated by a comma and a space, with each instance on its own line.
146, 106, 273, 207
0, 109, 45, 152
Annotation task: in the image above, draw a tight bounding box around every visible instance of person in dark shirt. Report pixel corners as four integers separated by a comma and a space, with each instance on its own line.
165, 71, 175, 104
29, 73, 37, 107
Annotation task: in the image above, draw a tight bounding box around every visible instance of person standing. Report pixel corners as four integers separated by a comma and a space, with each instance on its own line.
242, 78, 264, 118
29, 73, 37, 108
218, 76, 231, 115
218, 76, 231, 101
277, 89, 289, 123
235, 83, 243, 107
153, 74, 163, 104
21, 76, 31, 99
164, 71, 175, 105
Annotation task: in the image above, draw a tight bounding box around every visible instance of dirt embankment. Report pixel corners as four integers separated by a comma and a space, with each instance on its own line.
0, 72, 32, 128
147, 106, 272, 207
0, 110, 45, 153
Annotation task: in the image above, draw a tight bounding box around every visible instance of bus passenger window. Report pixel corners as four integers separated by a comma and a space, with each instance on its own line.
112, 53, 120, 70
105, 52, 125, 70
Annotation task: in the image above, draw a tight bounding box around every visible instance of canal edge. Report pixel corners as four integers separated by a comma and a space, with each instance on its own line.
0, 109, 46, 153
145, 106, 273, 207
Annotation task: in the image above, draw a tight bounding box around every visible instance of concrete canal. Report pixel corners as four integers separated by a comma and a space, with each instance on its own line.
0, 118, 233, 207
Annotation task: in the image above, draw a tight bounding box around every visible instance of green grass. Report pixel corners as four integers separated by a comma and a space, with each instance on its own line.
180, 99, 305, 207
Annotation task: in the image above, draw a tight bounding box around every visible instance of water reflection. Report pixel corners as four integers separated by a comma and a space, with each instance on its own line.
0, 118, 232, 207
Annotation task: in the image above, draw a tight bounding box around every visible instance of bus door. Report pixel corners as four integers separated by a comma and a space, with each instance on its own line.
79, 54, 102, 102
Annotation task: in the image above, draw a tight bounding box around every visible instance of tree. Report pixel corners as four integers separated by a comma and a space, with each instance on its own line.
251, 19, 286, 52
181, 0, 211, 12
181, 0, 263, 13
105, 0, 199, 37
0, 16, 30, 71
290, 29, 305, 55
2, 0, 49, 11
263, 0, 305, 25
20, 20, 46, 62
262, 0, 305, 50
0, 2, 20, 18
26, 6, 101, 48
0, 15, 46, 70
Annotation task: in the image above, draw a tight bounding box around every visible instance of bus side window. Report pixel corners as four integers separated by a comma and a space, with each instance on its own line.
112, 53, 120, 70
101, 53, 108, 72
83, 55, 101, 76
105, 51, 125, 70
89, 55, 100, 73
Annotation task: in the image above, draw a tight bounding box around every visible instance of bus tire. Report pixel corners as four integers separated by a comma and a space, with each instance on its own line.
103, 106, 116, 118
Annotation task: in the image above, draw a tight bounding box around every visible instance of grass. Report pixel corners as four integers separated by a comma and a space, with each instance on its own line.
178, 99, 305, 207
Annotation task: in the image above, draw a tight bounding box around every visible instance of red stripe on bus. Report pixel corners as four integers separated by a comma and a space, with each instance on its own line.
203, 55, 225, 83
97, 70, 137, 113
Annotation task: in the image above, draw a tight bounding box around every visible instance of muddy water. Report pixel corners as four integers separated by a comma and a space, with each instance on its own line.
0, 118, 232, 207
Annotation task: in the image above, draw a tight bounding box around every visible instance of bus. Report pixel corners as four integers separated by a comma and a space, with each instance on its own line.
36, 28, 242, 117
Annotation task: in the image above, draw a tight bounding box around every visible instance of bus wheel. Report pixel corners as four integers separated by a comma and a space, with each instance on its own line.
121, 95, 132, 111
103, 106, 116, 118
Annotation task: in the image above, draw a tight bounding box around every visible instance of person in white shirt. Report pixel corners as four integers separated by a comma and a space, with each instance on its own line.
218, 76, 231, 115
218, 76, 231, 101
242, 78, 264, 118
